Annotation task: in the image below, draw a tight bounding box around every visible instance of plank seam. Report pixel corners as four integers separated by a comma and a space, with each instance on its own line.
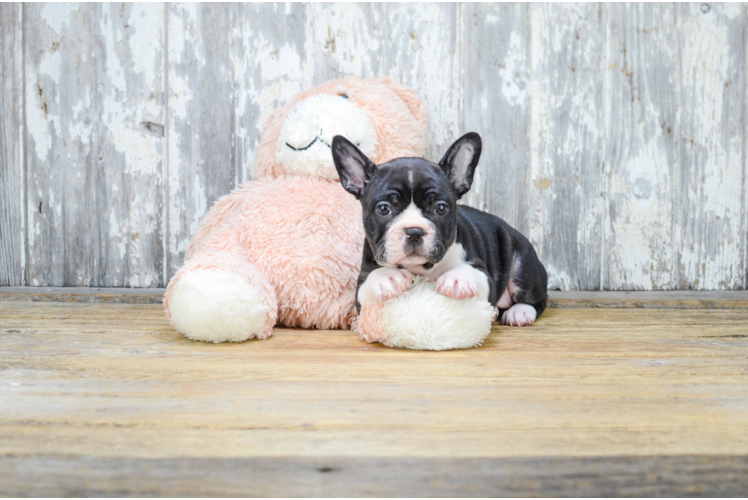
673, 5, 684, 289
304, 3, 314, 88
600, 2, 610, 291
20, 2, 27, 287
743, 3, 748, 290
456, 2, 464, 137
162, 2, 169, 287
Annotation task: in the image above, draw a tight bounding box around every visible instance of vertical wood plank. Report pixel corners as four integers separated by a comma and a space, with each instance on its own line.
676, 3, 746, 290
166, 3, 235, 278
604, 4, 680, 290
528, 4, 606, 290
461, 3, 531, 232
0, 3, 24, 285
232, 3, 309, 183
25, 3, 165, 287
309, 3, 460, 161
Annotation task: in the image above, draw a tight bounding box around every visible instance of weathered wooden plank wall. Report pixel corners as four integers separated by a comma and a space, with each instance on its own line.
0, 3, 24, 286
1, 3, 746, 290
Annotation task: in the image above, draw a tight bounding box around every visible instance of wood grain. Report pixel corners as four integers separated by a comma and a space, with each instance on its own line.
166, 4, 235, 279
1, 455, 746, 497
605, 4, 680, 290
0, 302, 746, 496
0, 3, 24, 286
24, 4, 165, 287
461, 3, 531, 234
528, 4, 606, 291
676, 3, 747, 290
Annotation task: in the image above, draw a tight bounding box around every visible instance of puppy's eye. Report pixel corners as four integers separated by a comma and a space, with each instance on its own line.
339, 93, 349, 99
435, 202, 449, 215
376, 203, 392, 216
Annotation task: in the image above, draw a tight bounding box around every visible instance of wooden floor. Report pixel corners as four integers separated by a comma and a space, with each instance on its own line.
1, 292, 747, 496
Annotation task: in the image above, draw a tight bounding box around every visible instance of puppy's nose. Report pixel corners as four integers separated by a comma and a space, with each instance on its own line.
405, 227, 426, 240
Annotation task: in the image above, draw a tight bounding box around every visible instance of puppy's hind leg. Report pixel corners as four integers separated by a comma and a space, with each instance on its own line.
500, 251, 548, 327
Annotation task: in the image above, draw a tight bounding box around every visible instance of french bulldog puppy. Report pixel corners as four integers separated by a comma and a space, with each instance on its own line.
332, 133, 548, 326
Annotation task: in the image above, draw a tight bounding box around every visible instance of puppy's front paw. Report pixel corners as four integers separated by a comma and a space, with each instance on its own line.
436, 268, 479, 299
359, 267, 415, 305
501, 303, 537, 327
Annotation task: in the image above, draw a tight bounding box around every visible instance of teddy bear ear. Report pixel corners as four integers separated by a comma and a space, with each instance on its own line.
376, 77, 428, 128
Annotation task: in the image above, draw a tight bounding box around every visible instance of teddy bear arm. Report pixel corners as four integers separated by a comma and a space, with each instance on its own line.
165, 249, 278, 343
186, 187, 252, 259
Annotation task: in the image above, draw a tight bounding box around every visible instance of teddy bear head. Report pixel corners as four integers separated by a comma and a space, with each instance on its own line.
255, 77, 428, 180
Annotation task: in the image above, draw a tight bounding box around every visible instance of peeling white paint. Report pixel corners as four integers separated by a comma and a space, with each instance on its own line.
40, 3, 76, 36
498, 31, 528, 107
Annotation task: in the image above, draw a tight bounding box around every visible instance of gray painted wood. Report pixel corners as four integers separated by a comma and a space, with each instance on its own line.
1, 3, 747, 290
605, 4, 681, 290
0, 3, 24, 286
676, 3, 747, 290
166, 4, 235, 278
461, 3, 531, 234
527, 4, 606, 290
24, 3, 165, 287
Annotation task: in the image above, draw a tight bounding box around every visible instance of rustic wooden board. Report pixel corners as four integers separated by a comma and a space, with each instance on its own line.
0, 302, 747, 496
0, 286, 165, 304
166, 4, 235, 278
676, 3, 747, 290
310, 3, 460, 162
1, 455, 746, 497
528, 4, 606, 291
605, 4, 680, 290
0, 3, 24, 286
24, 3, 165, 288
461, 3, 532, 234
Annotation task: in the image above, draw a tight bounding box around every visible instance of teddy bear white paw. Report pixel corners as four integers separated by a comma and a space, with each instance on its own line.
169, 269, 271, 343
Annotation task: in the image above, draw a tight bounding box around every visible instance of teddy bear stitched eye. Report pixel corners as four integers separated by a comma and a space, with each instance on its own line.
376, 203, 391, 216
435, 202, 449, 215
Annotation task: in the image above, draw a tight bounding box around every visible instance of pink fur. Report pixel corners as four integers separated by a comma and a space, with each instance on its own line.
353, 301, 389, 345
164, 77, 428, 338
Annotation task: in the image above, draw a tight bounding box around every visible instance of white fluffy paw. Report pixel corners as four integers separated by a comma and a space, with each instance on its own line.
501, 303, 537, 327
436, 264, 488, 300
358, 267, 415, 305
170, 269, 271, 343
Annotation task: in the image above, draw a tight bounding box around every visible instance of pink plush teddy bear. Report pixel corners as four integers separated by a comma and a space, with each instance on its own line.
164, 77, 428, 342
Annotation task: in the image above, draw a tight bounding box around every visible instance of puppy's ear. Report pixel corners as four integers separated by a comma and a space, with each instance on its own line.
438, 132, 482, 198
332, 135, 377, 198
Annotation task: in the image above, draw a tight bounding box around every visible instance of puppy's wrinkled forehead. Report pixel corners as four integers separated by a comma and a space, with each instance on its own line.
364, 158, 454, 204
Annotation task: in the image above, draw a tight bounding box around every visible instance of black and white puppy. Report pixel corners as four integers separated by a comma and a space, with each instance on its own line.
332, 133, 548, 327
